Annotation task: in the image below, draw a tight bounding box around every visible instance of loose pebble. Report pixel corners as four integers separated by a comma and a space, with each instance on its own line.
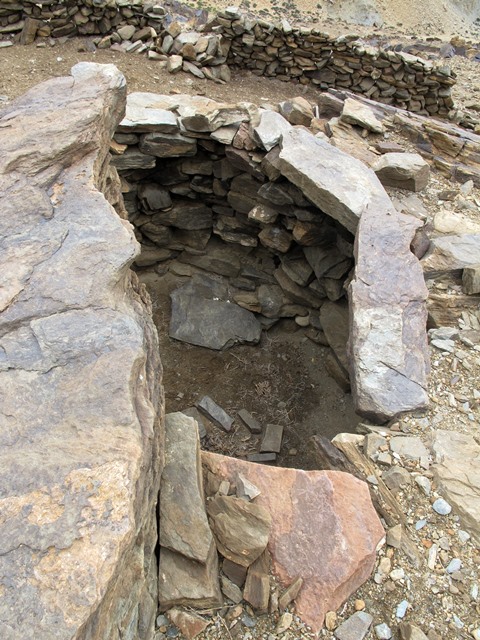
396, 600, 409, 619
432, 498, 452, 515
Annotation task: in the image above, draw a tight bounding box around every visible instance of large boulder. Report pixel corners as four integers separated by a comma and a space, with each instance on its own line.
278, 128, 429, 422
0, 64, 163, 640
202, 452, 384, 633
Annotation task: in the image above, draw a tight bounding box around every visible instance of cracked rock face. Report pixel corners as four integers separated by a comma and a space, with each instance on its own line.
0, 63, 163, 640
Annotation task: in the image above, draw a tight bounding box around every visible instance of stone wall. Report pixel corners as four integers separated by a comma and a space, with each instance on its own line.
0, 63, 164, 640
0, 2, 456, 116
114, 91, 430, 423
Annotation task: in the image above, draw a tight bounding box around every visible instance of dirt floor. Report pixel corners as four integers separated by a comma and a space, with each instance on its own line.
140, 270, 359, 469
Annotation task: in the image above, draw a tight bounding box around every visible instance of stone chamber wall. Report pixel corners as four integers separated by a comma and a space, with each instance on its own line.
0, 2, 456, 116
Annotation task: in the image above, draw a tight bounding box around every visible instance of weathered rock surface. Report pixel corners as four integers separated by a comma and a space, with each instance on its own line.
430, 430, 480, 542
160, 413, 213, 562
373, 153, 430, 192
158, 545, 222, 610
202, 452, 384, 633
0, 63, 163, 640
207, 494, 272, 567
421, 234, 480, 276
341, 98, 385, 134
348, 153, 430, 422
169, 274, 262, 349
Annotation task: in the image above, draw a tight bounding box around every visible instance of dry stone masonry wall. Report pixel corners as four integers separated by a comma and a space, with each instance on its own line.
0, 2, 456, 115
114, 91, 430, 423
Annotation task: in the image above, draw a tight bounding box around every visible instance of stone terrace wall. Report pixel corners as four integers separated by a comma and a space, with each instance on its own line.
0, 63, 163, 640
0, 2, 456, 116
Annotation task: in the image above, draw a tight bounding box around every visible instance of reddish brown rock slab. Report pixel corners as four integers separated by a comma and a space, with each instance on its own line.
166, 609, 210, 639
202, 452, 384, 633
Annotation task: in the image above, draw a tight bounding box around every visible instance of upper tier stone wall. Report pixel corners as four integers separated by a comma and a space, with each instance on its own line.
0, 2, 456, 116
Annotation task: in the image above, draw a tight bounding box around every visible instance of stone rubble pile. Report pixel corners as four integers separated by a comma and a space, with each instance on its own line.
0, 2, 457, 113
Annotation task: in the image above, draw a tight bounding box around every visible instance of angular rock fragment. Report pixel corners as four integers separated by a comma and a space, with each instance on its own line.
139, 131, 197, 157
334, 611, 373, 640
278, 576, 303, 611
254, 109, 292, 151
431, 430, 480, 542
197, 396, 234, 432
243, 550, 271, 612
421, 234, 480, 276
207, 495, 272, 567
222, 558, 247, 587
237, 409, 262, 434
166, 609, 209, 639
158, 545, 222, 610
159, 413, 213, 563
341, 98, 385, 134
463, 264, 480, 294
202, 453, 384, 633
373, 152, 430, 192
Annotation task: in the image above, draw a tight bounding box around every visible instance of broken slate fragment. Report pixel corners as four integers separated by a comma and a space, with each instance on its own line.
222, 558, 247, 587
207, 495, 272, 567
181, 406, 207, 439
197, 396, 233, 432
236, 473, 261, 501
278, 576, 303, 611
247, 452, 277, 463
166, 609, 209, 640
260, 423, 284, 453
334, 611, 373, 640
238, 408, 262, 434
243, 549, 271, 612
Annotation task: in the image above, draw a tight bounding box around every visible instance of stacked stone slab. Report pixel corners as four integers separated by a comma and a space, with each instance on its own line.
0, 3, 456, 115
113, 91, 430, 422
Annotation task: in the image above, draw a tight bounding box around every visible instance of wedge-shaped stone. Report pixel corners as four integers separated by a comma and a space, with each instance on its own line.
254, 110, 292, 152
158, 544, 222, 610
274, 266, 324, 309
160, 413, 213, 563
243, 550, 270, 612
207, 495, 272, 567
320, 301, 350, 371
202, 452, 384, 633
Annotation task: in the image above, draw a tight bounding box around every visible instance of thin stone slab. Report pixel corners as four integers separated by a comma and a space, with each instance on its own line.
197, 396, 234, 432
238, 409, 262, 434
421, 234, 480, 276
139, 131, 197, 157
202, 452, 384, 633
159, 413, 213, 563
341, 98, 385, 134
169, 275, 262, 350
118, 92, 179, 133
260, 423, 284, 454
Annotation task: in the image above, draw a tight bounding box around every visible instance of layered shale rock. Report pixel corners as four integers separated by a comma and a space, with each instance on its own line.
0, 63, 163, 640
